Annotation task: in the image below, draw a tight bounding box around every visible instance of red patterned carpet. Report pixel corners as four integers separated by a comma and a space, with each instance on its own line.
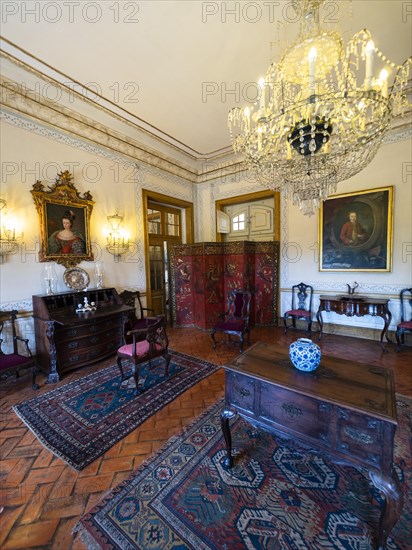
76, 395, 412, 549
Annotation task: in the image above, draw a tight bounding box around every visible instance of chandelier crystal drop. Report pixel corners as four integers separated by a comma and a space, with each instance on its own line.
228, 0, 411, 216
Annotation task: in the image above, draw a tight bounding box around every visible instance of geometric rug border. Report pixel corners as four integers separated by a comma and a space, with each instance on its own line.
12, 349, 221, 471
73, 397, 226, 547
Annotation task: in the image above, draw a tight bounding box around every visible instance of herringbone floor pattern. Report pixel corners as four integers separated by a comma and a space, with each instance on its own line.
1, 326, 411, 549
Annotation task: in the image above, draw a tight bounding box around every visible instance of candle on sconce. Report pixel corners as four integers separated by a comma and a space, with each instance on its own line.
365, 40, 375, 90
308, 47, 317, 95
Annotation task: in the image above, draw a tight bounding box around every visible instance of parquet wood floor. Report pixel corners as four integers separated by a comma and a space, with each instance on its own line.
1, 326, 411, 549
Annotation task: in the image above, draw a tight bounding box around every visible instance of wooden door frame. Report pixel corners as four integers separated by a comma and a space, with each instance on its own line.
142, 190, 194, 310
215, 190, 280, 242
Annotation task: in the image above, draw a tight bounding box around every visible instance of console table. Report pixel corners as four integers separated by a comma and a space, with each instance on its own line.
221, 342, 401, 550
316, 295, 392, 351
33, 288, 133, 383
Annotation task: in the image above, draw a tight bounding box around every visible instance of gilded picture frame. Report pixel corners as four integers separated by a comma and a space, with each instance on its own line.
31, 171, 94, 268
319, 186, 393, 272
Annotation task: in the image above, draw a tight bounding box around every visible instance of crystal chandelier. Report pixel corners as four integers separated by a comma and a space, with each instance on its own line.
228, 0, 411, 216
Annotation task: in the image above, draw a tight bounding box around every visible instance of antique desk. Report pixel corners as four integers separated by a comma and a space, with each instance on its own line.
316, 295, 392, 350
221, 342, 401, 549
33, 288, 133, 383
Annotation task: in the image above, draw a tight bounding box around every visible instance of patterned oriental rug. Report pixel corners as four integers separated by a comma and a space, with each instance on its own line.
75, 396, 412, 549
13, 351, 220, 471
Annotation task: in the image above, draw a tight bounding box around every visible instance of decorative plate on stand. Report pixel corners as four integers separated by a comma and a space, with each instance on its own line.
63, 267, 90, 290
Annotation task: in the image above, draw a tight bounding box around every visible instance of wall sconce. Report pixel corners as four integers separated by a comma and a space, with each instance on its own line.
106, 213, 130, 258
0, 199, 21, 263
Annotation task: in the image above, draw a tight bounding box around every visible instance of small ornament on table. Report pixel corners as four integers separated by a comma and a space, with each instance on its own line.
76, 297, 97, 313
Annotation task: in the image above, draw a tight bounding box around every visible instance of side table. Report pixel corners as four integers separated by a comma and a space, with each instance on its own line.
316, 295, 392, 351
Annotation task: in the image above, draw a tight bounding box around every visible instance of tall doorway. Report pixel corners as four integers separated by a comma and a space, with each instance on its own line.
143, 190, 194, 321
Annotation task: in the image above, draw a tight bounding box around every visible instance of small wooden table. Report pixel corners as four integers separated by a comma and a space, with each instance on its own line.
221, 342, 401, 550
316, 295, 392, 351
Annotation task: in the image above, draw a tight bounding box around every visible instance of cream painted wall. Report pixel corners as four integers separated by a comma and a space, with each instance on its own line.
282, 137, 412, 332
0, 120, 193, 310
197, 136, 412, 334
1, 117, 411, 344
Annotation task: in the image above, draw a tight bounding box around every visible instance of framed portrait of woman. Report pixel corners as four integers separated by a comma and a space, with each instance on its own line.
31, 171, 94, 268
319, 186, 393, 272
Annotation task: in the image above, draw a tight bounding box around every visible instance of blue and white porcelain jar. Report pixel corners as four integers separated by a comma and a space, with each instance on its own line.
289, 338, 321, 372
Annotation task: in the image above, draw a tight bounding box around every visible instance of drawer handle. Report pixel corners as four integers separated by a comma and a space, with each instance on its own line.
90, 337, 100, 344
68, 341, 79, 349
69, 355, 80, 362
234, 386, 250, 398
282, 403, 302, 419
343, 426, 373, 444
67, 329, 78, 337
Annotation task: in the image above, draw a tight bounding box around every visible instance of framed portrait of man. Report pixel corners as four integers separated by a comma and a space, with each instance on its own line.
319, 187, 393, 272
31, 171, 94, 268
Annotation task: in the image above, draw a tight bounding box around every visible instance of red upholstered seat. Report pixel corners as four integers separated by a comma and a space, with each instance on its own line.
211, 290, 251, 353
0, 353, 34, 370
396, 288, 412, 352
0, 310, 39, 390
117, 341, 164, 357
284, 309, 311, 318
283, 283, 313, 336
116, 315, 170, 392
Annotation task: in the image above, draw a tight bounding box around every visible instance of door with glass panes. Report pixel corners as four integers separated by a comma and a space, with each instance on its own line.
147, 202, 181, 319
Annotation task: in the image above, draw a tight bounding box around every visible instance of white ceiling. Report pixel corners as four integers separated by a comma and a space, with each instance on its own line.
2, 0, 411, 157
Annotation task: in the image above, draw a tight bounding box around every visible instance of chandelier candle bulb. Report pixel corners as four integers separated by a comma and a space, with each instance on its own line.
259, 78, 265, 112
365, 40, 375, 89
244, 107, 250, 132
380, 69, 389, 98
286, 140, 292, 160
308, 46, 317, 95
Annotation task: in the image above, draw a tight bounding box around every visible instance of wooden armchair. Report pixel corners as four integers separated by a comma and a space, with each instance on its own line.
211, 289, 252, 353
119, 290, 156, 342
0, 310, 39, 390
116, 315, 170, 392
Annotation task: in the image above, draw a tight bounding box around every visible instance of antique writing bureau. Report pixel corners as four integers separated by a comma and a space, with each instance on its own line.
32, 288, 133, 383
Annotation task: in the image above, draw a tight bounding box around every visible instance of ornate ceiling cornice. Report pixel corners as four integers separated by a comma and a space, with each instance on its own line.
1, 64, 410, 186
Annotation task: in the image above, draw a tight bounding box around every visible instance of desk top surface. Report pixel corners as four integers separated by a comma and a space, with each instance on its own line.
49, 304, 134, 325
224, 342, 396, 422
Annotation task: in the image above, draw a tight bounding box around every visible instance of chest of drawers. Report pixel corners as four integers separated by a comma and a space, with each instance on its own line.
33, 288, 133, 382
